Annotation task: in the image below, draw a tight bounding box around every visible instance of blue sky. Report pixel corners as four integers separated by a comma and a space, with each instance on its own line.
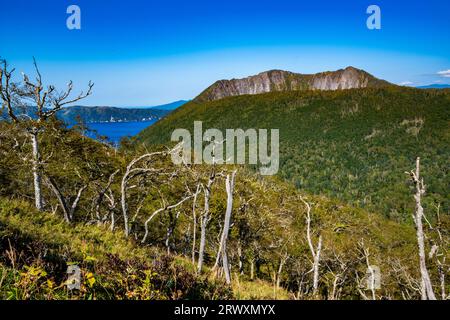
1, 0, 449, 106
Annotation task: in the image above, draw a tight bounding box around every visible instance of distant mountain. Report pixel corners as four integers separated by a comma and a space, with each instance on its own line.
56, 106, 170, 124
416, 84, 450, 89
194, 66, 392, 102
0, 100, 188, 124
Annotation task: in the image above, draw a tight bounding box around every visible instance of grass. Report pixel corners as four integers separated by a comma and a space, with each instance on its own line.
0, 198, 233, 300
0, 197, 297, 300
232, 278, 291, 300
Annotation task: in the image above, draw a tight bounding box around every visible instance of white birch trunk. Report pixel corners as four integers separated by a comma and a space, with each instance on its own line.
120, 174, 129, 237
300, 196, 322, 297
410, 157, 436, 300
197, 185, 210, 273
312, 236, 322, 295
30, 129, 43, 211
219, 171, 236, 284
192, 184, 201, 265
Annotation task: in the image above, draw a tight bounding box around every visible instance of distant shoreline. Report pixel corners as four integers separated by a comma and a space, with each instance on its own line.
83, 118, 161, 125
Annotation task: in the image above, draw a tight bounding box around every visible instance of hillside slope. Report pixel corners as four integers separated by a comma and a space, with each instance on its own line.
0, 198, 234, 300
195, 67, 392, 102
0, 179, 422, 300
135, 87, 450, 218
0, 114, 445, 300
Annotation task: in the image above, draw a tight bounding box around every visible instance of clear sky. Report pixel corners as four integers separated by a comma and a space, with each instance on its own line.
1, 0, 449, 106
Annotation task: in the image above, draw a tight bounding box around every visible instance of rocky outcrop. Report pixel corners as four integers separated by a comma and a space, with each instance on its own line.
194, 67, 392, 102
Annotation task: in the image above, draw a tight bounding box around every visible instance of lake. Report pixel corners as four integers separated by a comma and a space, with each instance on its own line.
85, 120, 157, 145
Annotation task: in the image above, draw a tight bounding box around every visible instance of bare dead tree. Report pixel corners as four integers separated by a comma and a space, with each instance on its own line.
191, 183, 202, 265
165, 210, 181, 254
121, 144, 182, 237
437, 259, 448, 300
428, 203, 448, 300
406, 157, 437, 300
92, 169, 119, 224
141, 191, 194, 244
275, 251, 289, 290
121, 153, 162, 236
329, 271, 342, 300
355, 271, 370, 300
300, 196, 322, 297
0, 58, 93, 211
389, 258, 422, 299
44, 175, 87, 223
197, 172, 215, 273
129, 177, 151, 228
105, 188, 117, 231
30, 127, 43, 210
197, 142, 223, 274
212, 170, 237, 284
325, 251, 349, 300
357, 240, 377, 300
0, 60, 19, 123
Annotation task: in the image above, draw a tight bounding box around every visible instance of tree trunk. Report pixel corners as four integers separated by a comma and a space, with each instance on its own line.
197, 171, 216, 274
105, 189, 116, 231
192, 184, 200, 265
45, 176, 86, 223
69, 185, 87, 220
45, 176, 70, 223
411, 157, 436, 300
237, 242, 244, 275
312, 236, 322, 296
30, 129, 43, 211
301, 196, 322, 297
120, 175, 129, 237
95, 169, 119, 223
197, 209, 209, 273
213, 171, 236, 284
416, 201, 432, 300
222, 247, 231, 284
165, 211, 181, 255
276, 259, 283, 289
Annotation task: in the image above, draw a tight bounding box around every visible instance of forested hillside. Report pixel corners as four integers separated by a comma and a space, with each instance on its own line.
136, 87, 450, 220
1, 120, 442, 300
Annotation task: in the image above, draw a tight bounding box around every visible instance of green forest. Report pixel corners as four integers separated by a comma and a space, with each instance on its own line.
137, 87, 450, 221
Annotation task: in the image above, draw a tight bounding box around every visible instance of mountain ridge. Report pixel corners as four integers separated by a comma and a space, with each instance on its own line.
194, 66, 392, 102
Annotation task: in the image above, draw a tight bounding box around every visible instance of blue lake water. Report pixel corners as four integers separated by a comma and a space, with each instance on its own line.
85, 120, 157, 145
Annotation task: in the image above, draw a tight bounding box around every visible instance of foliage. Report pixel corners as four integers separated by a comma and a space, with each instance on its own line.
0, 198, 232, 300
135, 87, 450, 221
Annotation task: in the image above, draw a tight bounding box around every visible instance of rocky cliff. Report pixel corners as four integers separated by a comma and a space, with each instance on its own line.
194, 67, 392, 102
